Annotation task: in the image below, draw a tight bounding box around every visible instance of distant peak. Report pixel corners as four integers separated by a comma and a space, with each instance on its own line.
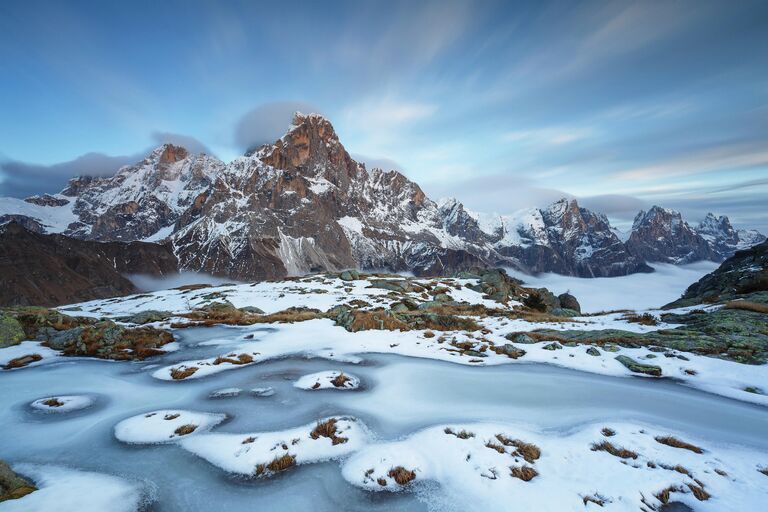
151, 144, 189, 164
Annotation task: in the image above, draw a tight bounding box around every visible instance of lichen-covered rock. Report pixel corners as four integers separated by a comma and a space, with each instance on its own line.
116, 310, 172, 324
586, 347, 600, 356
339, 270, 360, 281
615, 355, 662, 377
0, 460, 36, 502
0, 313, 25, 348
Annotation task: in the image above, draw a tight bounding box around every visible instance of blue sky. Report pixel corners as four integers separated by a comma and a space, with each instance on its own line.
1, 0, 767, 231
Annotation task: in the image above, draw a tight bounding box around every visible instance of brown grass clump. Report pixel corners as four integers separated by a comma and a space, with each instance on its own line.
213, 353, 254, 365
377, 477, 387, 486
687, 483, 710, 501
601, 427, 616, 437
330, 372, 351, 388
510, 465, 538, 481
654, 436, 704, 454
170, 366, 198, 380
622, 313, 659, 326
42, 398, 64, 407
164, 413, 180, 420
445, 427, 475, 439
591, 441, 638, 460
388, 466, 416, 485
242, 437, 255, 444
255, 454, 296, 476
724, 300, 768, 314
423, 330, 435, 338
310, 418, 348, 445
3, 353, 43, 369
174, 424, 197, 436
311, 382, 321, 389
655, 486, 680, 504
495, 435, 541, 463
485, 441, 506, 454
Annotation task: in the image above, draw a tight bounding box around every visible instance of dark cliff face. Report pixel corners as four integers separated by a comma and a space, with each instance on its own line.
626, 207, 715, 264
0, 222, 178, 307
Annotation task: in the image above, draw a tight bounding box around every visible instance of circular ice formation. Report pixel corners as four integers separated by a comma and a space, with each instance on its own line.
294, 370, 360, 390
209, 387, 242, 398
250, 386, 275, 397
30, 395, 94, 413
114, 409, 226, 444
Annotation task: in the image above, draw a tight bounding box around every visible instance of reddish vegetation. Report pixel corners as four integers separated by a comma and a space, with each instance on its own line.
174, 424, 197, 436
495, 434, 541, 463
591, 441, 638, 459
256, 454, 296, 476
310, 418, 348, 445
170, 366, 198, 380
388, 466, 416, 485
3, 353, 42, 369
510, 465, 538, 481
213, 353, 254, 365
654, 436, 704, 454
330, 372, 351, 388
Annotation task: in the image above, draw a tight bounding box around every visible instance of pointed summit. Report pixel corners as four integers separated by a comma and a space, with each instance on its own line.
256, 112, 363, 187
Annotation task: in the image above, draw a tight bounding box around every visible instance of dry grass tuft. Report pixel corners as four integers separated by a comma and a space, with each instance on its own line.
591, 441, 638, 459
330, 372, 351, 388
310, 418, 348, 445
758, 466, 768, 477
687, 483, 711, 501
242, 437, 255, 444
42, 398, 64, 407
174, 424, 197, 436
622, 313, 659, 326
495, 435, 541, 463
485, 441, 506, 454
510, 465, 538, 481
388, 466, 416, 485
213, 353, 253, 365
255, 454, 296, 476
377, 477, 387, 486
724, 300, 768, 314
3, 353, 43, 369
423, 330, 435, 338
655, 486, 679, 504
164, 413, 180, 420
170, 366, 198, 380
445, 427, 475, 439
601, 427, 616, 437
654, 435, 704, 454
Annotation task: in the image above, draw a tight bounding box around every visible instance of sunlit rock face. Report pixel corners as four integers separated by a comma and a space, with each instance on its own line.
0, 114, 762, 280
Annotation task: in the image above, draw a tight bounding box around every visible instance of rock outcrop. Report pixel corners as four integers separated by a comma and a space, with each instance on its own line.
665, 239, 768, 308
0, 222, 178, 307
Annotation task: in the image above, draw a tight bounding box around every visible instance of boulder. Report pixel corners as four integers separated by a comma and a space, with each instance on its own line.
339, 270, 360, 281
557, 293, 581, 313
615, 355, 662, 377
586, 347, 600, 356
0, 313, 25, 348
116, 310, 172, 324
0, 460, 36, 502
501, 344, 526, 359
505, 333, 536, 344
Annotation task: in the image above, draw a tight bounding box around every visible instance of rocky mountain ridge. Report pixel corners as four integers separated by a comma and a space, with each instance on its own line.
0, 113, 763, 280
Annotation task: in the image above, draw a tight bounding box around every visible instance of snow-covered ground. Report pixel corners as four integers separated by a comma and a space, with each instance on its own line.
507, 261, 719, 312
2, 271, 767, 511
29, 395, 93, 413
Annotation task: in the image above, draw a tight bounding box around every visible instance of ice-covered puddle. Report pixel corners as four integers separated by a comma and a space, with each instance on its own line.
1, 323, 767, 511
29, 395, 94, 413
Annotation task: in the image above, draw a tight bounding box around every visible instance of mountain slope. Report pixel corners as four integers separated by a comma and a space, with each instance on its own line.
0, 113, 763, 280
0, 222, 178, 306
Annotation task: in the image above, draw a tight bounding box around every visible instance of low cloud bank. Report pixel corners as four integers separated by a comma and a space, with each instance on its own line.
126, 272, 244, 292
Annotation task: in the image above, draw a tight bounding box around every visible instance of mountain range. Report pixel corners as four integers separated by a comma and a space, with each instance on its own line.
0, 113, 764, 284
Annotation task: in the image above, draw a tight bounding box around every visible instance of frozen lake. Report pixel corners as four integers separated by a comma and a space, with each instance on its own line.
2, 325, 767, 511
